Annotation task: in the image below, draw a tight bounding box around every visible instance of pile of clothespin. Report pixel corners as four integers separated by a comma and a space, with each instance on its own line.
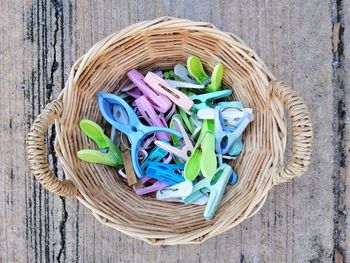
77, 55, 254, 220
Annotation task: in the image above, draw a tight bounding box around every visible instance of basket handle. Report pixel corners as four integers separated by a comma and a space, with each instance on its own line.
269, 80, 313, 185
27, 100, 79, 197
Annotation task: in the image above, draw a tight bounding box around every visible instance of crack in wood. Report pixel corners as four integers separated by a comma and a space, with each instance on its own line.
47, 1, 69, 262
331, 0, 347, 262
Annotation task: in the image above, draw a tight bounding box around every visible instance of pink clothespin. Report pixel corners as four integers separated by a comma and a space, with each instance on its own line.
127, 69, 172, 113
135, 96, 170, 141
122, 71, 164, 99
144, 72, 194, 111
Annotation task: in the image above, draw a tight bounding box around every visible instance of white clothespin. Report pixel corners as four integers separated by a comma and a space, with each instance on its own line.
156, 181, 208, 205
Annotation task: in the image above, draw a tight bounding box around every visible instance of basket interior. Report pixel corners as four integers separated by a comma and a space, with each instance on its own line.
56, 23, 283, 243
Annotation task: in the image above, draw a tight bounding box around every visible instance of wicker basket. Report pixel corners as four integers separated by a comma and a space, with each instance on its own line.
26, 17, 313, 245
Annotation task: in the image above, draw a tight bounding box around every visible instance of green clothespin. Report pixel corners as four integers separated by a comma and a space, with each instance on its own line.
178, 107, 194, 134
77, 119, 123, 167
187, 55, 224, 93
184, 119, 217, 181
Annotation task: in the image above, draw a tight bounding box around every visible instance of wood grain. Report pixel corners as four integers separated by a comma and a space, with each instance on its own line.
0, 0, 346, 262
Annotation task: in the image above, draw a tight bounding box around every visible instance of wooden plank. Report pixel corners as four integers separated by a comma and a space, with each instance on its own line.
0, 0, 344, 262
333, 0, 349, 262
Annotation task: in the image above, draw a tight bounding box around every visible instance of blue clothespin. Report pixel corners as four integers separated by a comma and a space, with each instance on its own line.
183, 164, 232, 220
146, 162, 185, 185
110, 104, 130, 147
229, 170, 238, 185
97, 93, 182, 178
214, 106, 252, 155
217, 101, 244, 109
140, 146, 168, 173
227, 136, 244, 156
190, 89, 232, 112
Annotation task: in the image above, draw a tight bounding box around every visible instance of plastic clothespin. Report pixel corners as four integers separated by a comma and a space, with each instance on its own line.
111, 104, 139, 185
110, 103, 130, 147
183, 164, 232, 220
144, 72, 194, 111
165, 79, 204, 90
97, 93, 182, 178
118, 168, 127, 179
135, 95, 170, 141
227, 136, 244, 156
122, 71, 164, 99
110, 110, 120, 148
140, 146, 168, 174
197, 104, 248, 156
156, 181, 208, 205
127, 69, 172, 113
77, 119, 123, 167
190, 89, 232, 112
217, 101, 245, 109
155, 115, 194, 162
133, 176, 168, 196
146, 162, 185, 185
184, 119, 217, 181
174, 64, 197, 84
187, 56, 224, 92
138, 148, 148, 161
214, 106, 253, 154
229, 170, 238, 185
189, 112, 203, 140
216, 143, 239, 186
133, 148, 172, 195
178, 107, 194, 134
198, 107, 254, 126
165, 103, 177, 121
120, 84, 142, 99
169, 114, 188, 163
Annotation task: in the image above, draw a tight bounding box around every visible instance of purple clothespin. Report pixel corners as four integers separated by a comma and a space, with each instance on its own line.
122, 71, 164, 99
127, 69, 172, 113
135, 95, 170, 141
133, 176, 168, 196
121, 84, 142, 99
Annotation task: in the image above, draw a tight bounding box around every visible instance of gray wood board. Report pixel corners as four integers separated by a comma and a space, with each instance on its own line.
0, 0, 347, 262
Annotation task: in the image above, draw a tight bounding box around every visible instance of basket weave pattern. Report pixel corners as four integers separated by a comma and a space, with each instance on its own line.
26, 17, 313, 245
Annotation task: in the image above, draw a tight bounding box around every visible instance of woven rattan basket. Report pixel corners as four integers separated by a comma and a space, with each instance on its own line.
26, 17, 313, 245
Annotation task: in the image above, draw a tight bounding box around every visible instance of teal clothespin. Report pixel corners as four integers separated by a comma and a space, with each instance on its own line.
190, 89, 232, 112
187, 55, 224, 92
183, 164, 232, 220
140, 146, 168, 174
217, 101, 245, 109
77, 119, 123, 167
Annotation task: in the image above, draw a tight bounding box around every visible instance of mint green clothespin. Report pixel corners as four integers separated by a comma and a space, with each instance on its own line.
183, 163, 232, 220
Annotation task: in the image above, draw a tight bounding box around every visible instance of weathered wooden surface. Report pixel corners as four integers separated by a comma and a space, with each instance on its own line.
0, 0, 348, 262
